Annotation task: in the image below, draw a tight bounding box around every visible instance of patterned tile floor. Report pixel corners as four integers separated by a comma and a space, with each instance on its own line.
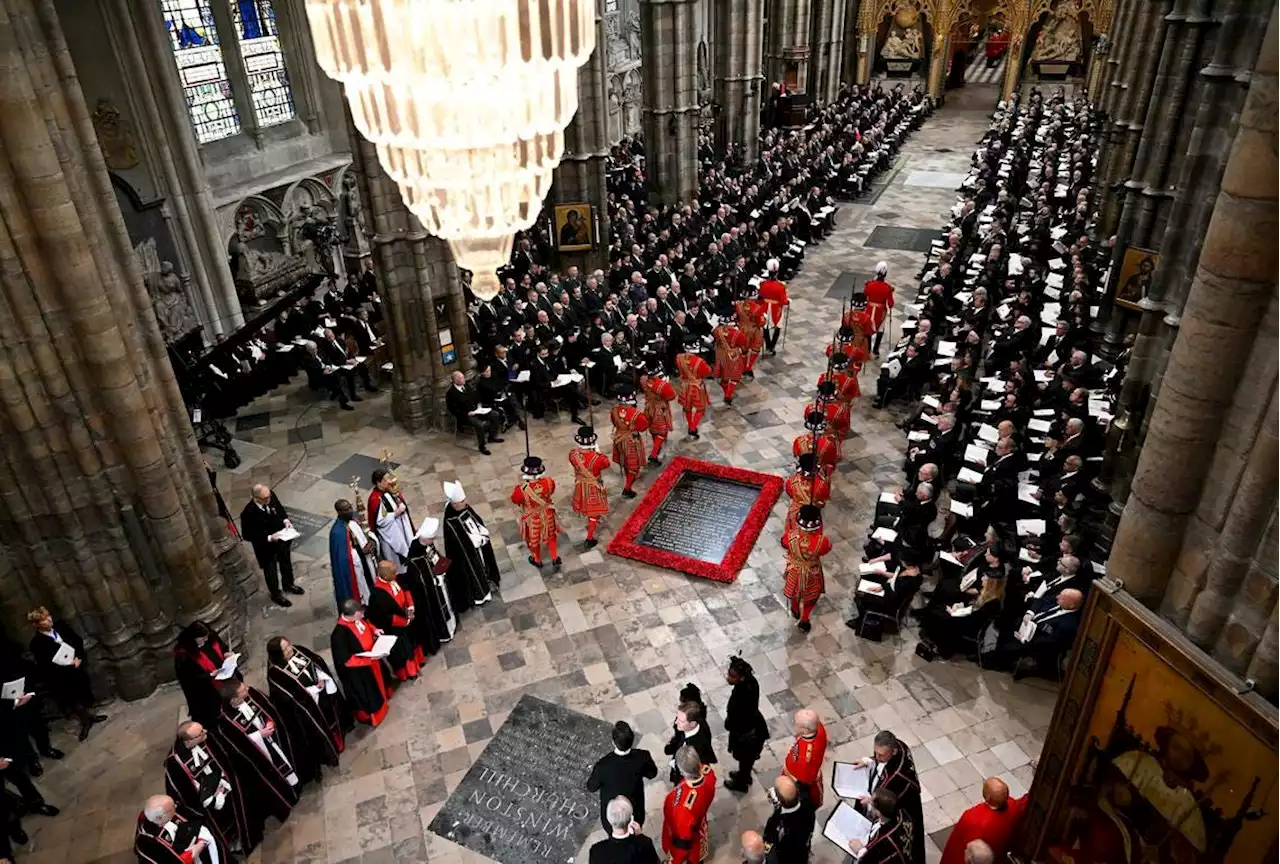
29, 85, 1060, 864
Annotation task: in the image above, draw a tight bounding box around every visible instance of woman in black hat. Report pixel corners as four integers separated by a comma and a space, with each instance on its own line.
723, 656, 769, 792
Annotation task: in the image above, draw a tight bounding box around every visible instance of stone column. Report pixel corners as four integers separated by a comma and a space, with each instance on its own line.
840, 0, 860, 84
713, 0, 764, 159
1107, 7, 1277, 608
765, 0, 812, 90
1101, 0, 1269, 525
555, 0, 613, 273
808, 0, 845, 101
0, 0, 254, 699
348, 125, 470, 430
104, 0, 245, 336
640, 0, 700, 206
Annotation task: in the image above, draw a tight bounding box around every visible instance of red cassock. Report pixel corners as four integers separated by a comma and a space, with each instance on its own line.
940, 796, 1027, 864
785, 723, 829, 808
863, 278, 895, 332
819, 370, 862, 403
611, 405, 649, 474
641, 374, 677, 435
804, 399, 850, 439
511, 478, 558, 545
758, 278, 790, 325
713, 324, 747, 381
784, 471, 831, 531
735, 299, 766, 352
793, 433, 840, 473
662, 765, 717, 864
781, 527, 832, 603
568, 448, 610, 517
675, 353, 712, 410
332, 617, 391, 727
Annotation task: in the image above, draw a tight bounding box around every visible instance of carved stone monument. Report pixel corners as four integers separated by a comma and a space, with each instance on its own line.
135, 238, 199, 343
605, 9, 644, 139
337, 170, 371, 269
881, 8, 924, 77
229, 198, 306, 305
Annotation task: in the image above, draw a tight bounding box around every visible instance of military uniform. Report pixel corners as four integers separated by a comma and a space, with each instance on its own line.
568, 426, 610, 548
661, 765, 717, 864
675, 347, 712, 437
781, 505, 832, 631
784, 722, 828, 808
640, 371, 677, 463
712, 319, 748, 403
511, 457, 559, 568
784, 455, 831, 534
611, 392, 650, 496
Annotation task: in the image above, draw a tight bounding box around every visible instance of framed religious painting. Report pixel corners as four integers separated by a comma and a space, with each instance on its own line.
1013, 585, 1278, 864
553, 203, 594, 252
1113, 245, 1158, 311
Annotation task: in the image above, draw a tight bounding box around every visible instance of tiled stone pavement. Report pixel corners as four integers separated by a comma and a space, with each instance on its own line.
28, 86, 1059, 864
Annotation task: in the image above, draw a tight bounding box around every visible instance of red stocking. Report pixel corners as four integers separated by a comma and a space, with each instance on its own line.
547, 533, 559, 561
586, 516, 599, 540
686, 409, 704, 433
723, 381, 737, 401
624, 471, 637, 492
651, 435, 666, 459
799, 599, 817, 623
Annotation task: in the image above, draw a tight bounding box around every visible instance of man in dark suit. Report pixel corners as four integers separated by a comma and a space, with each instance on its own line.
663, 701, 716, 784
587, 721, 658, 833
976, 437, 1021, 525
445, 371, 499, 455
588, 796, 660, 864
300, 343, 354, 409
319, 328, 376, 393
1006, 588, 1085, 679
239, 484, 304, 607
763, 775, 816, 863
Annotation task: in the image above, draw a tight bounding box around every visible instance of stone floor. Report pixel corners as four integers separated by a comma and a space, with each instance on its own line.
29, 85, 1061, 864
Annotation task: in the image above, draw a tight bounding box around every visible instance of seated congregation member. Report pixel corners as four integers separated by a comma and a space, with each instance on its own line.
266, 636, 348, 773
329, 600, 392, 728
446, 370, 501, 454
134, 794, 228, 864
996, 588, 1085, 679
849, 565, 924, 639
26, 607, 106, 741
165, 720, 262, 855
917, 570, 1006, 661
301, 341, 355, 409
174, 622, 239, 727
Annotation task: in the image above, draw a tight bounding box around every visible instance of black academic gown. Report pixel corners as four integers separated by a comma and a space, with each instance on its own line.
763, 785, 816, 862
28, 623, 95, 712
267, 646, 348, 774
164, 735, 263, 855
442, 504, 501, 608
405, 538, 458, 655
134, 806, 230, 864
329, 619, 391, 725
212, 687, 301, 821
366, 579, 423, 677
870, 742, 926, 864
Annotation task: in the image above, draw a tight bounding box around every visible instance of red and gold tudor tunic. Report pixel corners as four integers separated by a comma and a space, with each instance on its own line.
641, 374, 677, 436
784, 722, 829, 808
662, 765, 717, 864
712, 323, 747, 382
781, 526, 832, 604
510, 477, 558, 545
793, 431, 841, 473
784, 471, 831, 532
734, 298, 767, 353
675, 352, 712, 411
610, 405, 649, 474
819, 369, 862, 403
805, 398, 851, 439
568, 447, 610, 518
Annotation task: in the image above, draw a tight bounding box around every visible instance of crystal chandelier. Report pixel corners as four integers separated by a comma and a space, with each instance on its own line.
305, 0, 596, 300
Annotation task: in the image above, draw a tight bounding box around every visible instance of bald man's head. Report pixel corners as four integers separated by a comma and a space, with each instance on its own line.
774, 775, 798, 806
982, 777, 1010, 808
1059, 588, 1084, 610
965, 839, 995, 864
742, 831, 766, 863
794, 709, 819, 735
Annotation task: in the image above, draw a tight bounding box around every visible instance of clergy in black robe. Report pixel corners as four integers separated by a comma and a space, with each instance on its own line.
266, 637, 348, 775
404, 517, 458, 655
134, 795, 229, 864
855, 731, 925, 864
164, 721, 262, 855
211, 680, 300, 822
851, 789, 914, 864
723, 656, 768, 792
25, 608, 105, 739
367, 561, 425, 681
763, 776, 815, 862
174, 622, 240, 726
329, 600, 393, 727
441, 481, 500, 609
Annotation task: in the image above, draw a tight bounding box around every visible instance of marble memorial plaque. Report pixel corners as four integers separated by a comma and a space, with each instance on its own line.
428, 694, 611, 864
635, 472, 762, 564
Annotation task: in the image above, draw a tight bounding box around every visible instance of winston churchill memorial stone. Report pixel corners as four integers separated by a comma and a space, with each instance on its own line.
428, 695, 612, 862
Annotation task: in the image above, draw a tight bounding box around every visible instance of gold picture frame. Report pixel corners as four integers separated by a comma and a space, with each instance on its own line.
1114, 246, 1158, 311
553, 203, 593, 252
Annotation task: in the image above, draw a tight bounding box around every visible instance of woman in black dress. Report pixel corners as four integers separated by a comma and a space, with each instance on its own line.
722, 656, 768, 793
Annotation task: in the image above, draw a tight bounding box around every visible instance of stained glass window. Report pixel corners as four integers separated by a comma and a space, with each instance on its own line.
232, 0, 296, 129
163, 0, 241, 143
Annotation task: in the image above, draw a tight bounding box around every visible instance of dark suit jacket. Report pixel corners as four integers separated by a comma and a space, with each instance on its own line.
445, 385, 481, 423
29, 623, 93, 704
238, 492, 290, 566
587, 749, 658, 825
588, 834, 661, 864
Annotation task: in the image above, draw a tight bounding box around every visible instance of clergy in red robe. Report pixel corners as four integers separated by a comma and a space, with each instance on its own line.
367, 561, 425, 681
329, 599, 392, 727
940, 778, 1026, 864
784, 709, 828, 808
511, 456, 560, 568
134, 795, 228, 864
661, 746, 717, 864
266, 637, 349, 773
164, 721, 261, 855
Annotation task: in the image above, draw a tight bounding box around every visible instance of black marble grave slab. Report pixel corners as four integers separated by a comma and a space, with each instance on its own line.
427, 695, 611, 864
863, 225, 938, 253
635, 472, 762, 564
321, 452, 401, 485
826, 271, 875, 300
